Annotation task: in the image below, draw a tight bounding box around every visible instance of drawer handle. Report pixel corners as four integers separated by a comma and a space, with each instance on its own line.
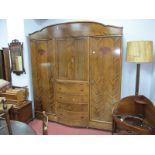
80, 89, 84, 91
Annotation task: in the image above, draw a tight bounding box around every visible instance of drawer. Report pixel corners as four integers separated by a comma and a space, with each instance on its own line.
57, 108, 88, 120
58, 116, 88, 127
56, 102, 88, 112
56, 93, 89, 104
56, 81, 89, 95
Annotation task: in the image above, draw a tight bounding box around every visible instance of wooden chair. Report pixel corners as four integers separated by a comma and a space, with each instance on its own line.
42, 111, 48, 135
0, 97, 36, 135
0, 97, 12, 134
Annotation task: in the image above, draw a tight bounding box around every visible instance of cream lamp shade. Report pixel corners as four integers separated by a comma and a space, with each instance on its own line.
126, 41, 153, 63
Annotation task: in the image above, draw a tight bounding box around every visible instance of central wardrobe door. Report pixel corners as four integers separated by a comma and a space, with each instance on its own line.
89, 37, 122, 130
56, 37, 89, 80
55, 37, 89, 127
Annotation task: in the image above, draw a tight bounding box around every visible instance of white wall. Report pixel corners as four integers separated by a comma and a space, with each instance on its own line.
0, 19, 8, 49
6, 19, 41, 93
7, 19, 27, 87
23, 19, 41, 113
6, 19, 41, 115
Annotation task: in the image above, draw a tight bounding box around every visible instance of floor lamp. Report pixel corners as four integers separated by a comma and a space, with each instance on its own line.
126, 41, 153, 96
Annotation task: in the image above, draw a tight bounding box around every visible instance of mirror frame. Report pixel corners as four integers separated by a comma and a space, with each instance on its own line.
9, 39, 25, 75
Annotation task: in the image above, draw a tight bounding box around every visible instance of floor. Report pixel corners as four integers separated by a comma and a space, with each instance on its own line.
29, 119, 112, 135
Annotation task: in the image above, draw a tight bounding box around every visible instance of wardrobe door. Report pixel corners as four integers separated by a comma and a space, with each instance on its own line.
30, 40, 55, 114
56, 37, 88, 81
89, 37, 122, 130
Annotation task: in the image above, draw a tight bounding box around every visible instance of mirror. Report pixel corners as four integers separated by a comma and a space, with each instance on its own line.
9, 39, 25, 75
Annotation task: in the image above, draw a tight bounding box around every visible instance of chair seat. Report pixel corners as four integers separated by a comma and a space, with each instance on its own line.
0, 120, 36, 135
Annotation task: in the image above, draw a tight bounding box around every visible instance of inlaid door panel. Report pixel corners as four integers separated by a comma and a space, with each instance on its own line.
89, 37, 122, 130
37, 40, 55, 113
56, 37, 89, 81
30, 41, 41, 111
30, 40, 55, 114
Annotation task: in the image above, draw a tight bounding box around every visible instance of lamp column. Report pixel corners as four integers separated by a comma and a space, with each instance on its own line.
135, 64, 140, 96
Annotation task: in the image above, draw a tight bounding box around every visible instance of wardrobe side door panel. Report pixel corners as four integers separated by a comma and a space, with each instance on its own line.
47, 40, 56, 113
30, 40, 41, 111
112, 38, 122, 103
36, 40, 55, 114
89, 37, 121, 130
56, 37, 89, 81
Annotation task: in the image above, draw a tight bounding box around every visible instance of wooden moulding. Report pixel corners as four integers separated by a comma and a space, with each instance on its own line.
29, 21, 123, 40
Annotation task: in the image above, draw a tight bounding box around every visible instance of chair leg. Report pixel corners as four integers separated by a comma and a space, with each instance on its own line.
2, 99, 12, 135
5, 112, 12, 135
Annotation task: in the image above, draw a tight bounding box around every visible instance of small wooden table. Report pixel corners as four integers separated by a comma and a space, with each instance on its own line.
0, 120, 36, 135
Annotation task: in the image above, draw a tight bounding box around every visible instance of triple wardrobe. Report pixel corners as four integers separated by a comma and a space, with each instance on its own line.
29, 22, 123, 131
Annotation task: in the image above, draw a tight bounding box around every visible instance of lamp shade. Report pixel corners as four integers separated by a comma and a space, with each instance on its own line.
126, 41, 153, 63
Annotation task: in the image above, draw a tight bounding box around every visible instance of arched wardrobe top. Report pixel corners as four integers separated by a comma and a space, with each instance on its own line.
29, 21, 123, 40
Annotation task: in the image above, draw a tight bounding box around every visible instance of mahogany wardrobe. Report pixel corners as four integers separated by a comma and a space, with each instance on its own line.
29, 21, 123, 131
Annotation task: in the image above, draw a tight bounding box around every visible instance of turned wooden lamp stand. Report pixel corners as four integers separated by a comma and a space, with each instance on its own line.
126, 41, 153, 96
